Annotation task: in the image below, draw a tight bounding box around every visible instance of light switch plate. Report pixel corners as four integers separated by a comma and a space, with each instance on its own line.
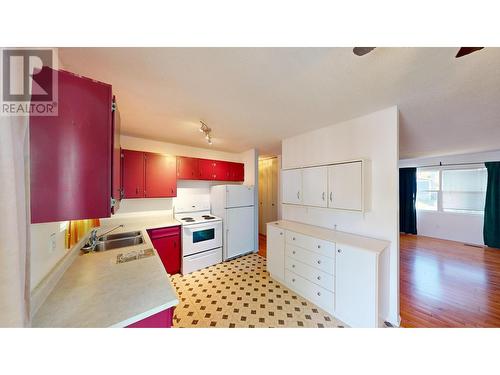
49, 232, 56, 253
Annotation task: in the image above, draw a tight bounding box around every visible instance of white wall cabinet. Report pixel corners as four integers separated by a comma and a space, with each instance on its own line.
328, 161, 363, 211
266, 224, 285, 282
266, 221, 386, 327
302, 166, 328, 207
281, 169, 302, 204
335, 243, 378, 327
282, 160, 364, 212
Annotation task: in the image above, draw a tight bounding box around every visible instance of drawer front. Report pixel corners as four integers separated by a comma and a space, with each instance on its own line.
285, 270, 334, 314
182, 248, 222, 275
285, 256, 334, 292
147, 225, 181, 239
286, 244, 334, 275
285, 231, 335, 258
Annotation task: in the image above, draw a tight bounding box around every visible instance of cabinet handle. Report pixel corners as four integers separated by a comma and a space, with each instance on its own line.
322, 192, 325, 201
297, 191, 300, 200
292, 264, 295, 268
292, 237, 296, 241
317, 245, 321, 249
292, 278, 295, 282
317, 292, 321, 296
317, 260, 321, 265
280, 232, 283, 235
292, 251, 296, 254
330, 192, 333, 202
136, 187, 139, 194
337, 249, 342, 253
317, 276, 321, 281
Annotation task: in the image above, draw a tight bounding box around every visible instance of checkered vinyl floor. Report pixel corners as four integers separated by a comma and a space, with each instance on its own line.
170, 253, 346, 328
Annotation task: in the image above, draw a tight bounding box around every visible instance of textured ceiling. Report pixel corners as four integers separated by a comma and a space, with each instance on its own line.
59, 47, 500, 158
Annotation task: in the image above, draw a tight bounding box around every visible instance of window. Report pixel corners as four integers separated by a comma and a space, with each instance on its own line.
416, 166, 487, 214
416, 169, 439, 210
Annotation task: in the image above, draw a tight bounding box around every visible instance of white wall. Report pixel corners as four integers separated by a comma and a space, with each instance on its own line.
0, 107, 30, 326
400, 149, 500, 245
281, 106, 400, 326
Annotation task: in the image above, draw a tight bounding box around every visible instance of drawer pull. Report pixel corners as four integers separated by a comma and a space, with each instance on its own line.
317, 292, 321, 296
317, 260, 321, 265
293, 251, 296, 255
317, 276, 321, 281
338, 249, 342, 253
292, 237, 296, 241
317, 245, 321, 249
292, 264, 295, 268
292, 278, 295, 282
280, 232, 283, 235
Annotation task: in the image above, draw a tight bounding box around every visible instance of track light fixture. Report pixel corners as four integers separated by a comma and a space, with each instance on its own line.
199, 120, 213, 145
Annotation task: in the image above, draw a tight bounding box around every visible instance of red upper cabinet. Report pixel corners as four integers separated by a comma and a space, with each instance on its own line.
177, 156, 199, 180
122, 150, 145, 198
230, 162, 245, 181
145, 153, 177, 197
30, 67, 113, 223
198, 158, 215, 180
111, 96, 122, 213
122, 149, 177, 198
212, 160, 230, 181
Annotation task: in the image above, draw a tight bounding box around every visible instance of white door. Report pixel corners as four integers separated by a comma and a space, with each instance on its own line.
226, 185, 254, 208
328, 162, 363, 211
302, 166, 328, 207
282, 169, 302, 204
266, 224, 285, 282
225, 206, 255, 260
335, 244, 378, 327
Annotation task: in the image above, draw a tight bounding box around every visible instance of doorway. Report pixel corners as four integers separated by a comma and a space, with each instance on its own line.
258, 157, 279, 257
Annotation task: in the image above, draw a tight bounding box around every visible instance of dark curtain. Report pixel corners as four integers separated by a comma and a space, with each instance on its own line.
484, 162, 500, 248
399, 167, 417, 234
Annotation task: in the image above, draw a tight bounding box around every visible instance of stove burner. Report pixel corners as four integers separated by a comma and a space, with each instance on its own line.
204, 216, 215, 220
181, 217, 195, 222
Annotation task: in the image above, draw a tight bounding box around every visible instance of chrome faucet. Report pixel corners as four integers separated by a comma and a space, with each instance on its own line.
85, 225, 124, 251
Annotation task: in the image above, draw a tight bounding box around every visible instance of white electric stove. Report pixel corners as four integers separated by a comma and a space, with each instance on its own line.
174, 202, 223, 275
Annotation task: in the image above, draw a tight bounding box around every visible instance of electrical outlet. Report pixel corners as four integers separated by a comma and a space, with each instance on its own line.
49, 232, 56, 253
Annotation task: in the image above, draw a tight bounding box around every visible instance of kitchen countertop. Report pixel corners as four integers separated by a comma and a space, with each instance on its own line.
268, 220, 390, 254
32, 218, 182, 328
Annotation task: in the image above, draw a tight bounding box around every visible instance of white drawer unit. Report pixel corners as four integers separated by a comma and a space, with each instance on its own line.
285, 256, 334, 292
285, 230, 335, 258
285, 269, 334, 314
286, 244, 334, 275
266, 221, 388, 328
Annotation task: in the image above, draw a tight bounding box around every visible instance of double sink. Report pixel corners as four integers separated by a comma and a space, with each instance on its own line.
83, 230, 145, 252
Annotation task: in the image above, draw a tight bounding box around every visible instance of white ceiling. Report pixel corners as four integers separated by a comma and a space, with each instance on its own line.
59, 47, 500, 159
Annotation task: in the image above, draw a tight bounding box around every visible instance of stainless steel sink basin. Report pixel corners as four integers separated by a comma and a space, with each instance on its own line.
98, 231, 142, 241
93, 236, 144, 251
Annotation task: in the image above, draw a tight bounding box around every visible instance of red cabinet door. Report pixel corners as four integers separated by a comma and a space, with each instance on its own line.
228, 162, 245, 181
111, 97, 121, 213
213, 160, 231, 181
148, 226, 181, 275
30, 67, 113, 223
177, 156, 199, 180
198, 158, 215, 180
122, 150, 144, 198
144, 153, 177, 197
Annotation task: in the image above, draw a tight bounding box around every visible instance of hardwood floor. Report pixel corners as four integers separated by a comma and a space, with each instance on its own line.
260, 231, 500, 327
400, 234, 500, 327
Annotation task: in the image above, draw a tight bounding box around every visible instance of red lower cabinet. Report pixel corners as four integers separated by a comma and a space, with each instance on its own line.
147, 226, 181, 275
125, 307, 174, 328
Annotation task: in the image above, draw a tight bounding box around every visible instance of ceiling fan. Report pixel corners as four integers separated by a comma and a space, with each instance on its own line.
352, 47, 484, 58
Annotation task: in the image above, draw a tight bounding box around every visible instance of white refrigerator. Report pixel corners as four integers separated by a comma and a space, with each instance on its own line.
210, 185, 256, 261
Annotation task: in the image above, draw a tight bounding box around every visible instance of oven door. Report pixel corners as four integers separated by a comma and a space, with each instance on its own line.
182, 221, 222, 256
